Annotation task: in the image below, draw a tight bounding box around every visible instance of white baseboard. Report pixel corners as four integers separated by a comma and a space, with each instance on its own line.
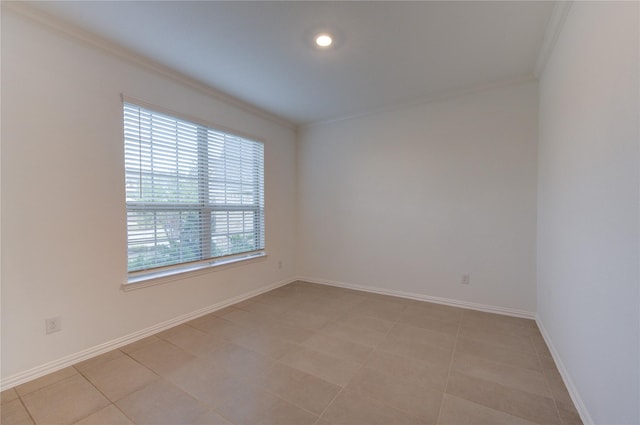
296, 276, 536, 319
0, 277, 296, 391
4, 274, 592, 425
535, 318, 593, 425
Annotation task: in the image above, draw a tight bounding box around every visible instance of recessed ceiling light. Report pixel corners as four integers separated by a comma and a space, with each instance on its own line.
315, 33, 333, 48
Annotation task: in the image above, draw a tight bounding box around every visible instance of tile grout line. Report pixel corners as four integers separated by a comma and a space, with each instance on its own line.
15, 352, 146, 425
137, 337, 242, 425
329, 299, 457, 424
311, 298, 404, 425
110, 347, 173, 425
158, 294, 330, 423
311, 382, 346, 425
146, 325, 247, 425
357, 300, 449, 423
12, 370, 93, 425
220, 344, 322, 423
16, 393, 38, 425
233, 323, 369, 425
69, 364, 131, 425
435, 308, 463, 425
308, 296, 381, 425
12, 283, 577, 425
532, 332, 566, 425
79, 344, 226, 425
193, 293, 364, 424
438, 315, 565, 425
11, 369, 78, 400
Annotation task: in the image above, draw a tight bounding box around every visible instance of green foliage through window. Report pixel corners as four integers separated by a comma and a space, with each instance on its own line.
124, 102, 264, 273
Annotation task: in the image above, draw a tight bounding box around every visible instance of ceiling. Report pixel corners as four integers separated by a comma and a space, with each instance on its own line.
28, 1, 555, 126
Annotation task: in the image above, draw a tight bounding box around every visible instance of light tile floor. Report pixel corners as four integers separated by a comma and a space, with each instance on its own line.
1, 281, 582, 425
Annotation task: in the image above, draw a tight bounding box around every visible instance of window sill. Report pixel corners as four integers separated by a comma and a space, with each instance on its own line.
121, 251, 267, 291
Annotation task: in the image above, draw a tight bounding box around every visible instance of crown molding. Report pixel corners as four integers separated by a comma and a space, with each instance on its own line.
2, 1, 296, 131
302, 74, 537, 130
534, 1, 574, 79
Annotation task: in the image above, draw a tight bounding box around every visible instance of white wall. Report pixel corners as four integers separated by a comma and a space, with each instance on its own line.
537, 2, 639, 424
1, 8, 297, 382
297, 81, 539, 314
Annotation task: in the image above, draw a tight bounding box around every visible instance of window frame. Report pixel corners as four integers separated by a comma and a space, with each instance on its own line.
121, 96, 266, 288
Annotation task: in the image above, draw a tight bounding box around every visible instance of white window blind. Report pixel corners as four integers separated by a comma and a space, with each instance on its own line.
123, 102, 264, 275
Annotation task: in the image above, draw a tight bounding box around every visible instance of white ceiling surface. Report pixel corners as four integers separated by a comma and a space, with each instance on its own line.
29, 1, 555, 125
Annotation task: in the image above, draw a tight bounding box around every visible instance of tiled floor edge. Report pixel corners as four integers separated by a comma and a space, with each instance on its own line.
0, 276, 297, 392
535, 317, 594, 425
296, 275, 536, 319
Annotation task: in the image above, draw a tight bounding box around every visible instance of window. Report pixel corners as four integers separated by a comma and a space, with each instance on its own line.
123, 101, 264, 280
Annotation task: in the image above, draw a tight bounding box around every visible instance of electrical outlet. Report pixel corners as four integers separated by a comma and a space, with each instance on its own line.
45, 317, 62, 334
278, 260, 283, 269
461, 274, 470, 285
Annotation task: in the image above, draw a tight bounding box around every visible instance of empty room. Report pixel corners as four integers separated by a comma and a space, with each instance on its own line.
1, 1, 638, 425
